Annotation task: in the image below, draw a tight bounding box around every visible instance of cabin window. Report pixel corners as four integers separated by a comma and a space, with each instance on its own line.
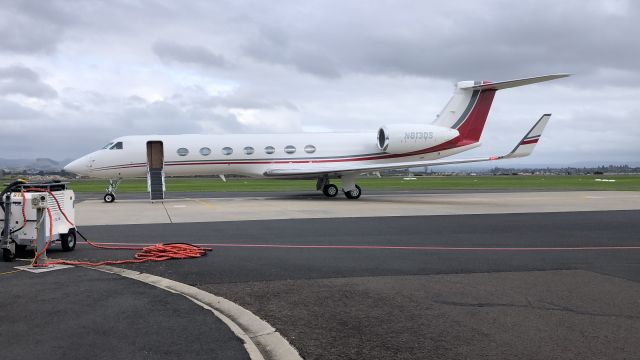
177, 148, 189, 156
244, 146, 255, 155
102, 142, 114, 149
264, 146, 275, 154
109, 142, 123, 150
304, 145, 316, 154
284, 145, 296, 154
222, 147, 233, 155
199, 147, 211, 156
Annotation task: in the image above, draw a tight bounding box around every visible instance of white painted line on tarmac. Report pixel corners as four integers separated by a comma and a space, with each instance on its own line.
15, 264, 74, 273
92, 265, 302, 360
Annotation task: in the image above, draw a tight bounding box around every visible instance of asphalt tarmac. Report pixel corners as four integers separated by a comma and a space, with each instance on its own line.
4, 209, 637, 359
0, 266, 249, 360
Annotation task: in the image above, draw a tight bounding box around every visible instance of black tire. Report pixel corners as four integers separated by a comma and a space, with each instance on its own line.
104, 193, 115, 203
15, 245, 28, 257
60, 230, 76, 251
322, 184, 339, 198
344, 185, 362, 200
2, 248, 15, 262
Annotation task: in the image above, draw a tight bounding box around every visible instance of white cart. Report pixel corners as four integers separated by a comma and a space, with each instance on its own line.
1, 181, 76, 262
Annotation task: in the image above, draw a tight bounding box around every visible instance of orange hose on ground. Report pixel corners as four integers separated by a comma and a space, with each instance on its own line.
44, 243, 210, 267
21, 187, 210, 267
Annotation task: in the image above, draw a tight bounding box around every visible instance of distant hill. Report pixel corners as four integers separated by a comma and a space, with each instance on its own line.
0, 158, 74, 171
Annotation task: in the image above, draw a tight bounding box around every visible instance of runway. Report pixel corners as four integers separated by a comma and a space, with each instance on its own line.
2, 191, 640, 359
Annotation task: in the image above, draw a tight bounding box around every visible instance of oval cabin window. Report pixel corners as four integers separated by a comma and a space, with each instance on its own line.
244, 146, 255, 155
284, 145, 296, 154
177, 148, 189, 156
199, 147, 211, 156
304, 145, 316, 154
264, 146, 275, 154
222, 147, 233, 155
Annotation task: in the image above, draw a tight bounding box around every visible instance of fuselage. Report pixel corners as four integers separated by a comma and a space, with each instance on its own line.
64, 131, 475, 179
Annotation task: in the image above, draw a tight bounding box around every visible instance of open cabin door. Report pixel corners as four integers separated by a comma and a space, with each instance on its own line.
146, 141, 165, 201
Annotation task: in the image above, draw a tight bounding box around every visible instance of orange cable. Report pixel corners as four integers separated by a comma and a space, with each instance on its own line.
20, 187, 210, 267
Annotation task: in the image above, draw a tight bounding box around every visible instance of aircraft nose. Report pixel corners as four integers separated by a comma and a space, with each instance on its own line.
64, 157, 89, 175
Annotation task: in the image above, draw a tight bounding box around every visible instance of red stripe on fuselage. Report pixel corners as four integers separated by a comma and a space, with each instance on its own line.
92, 137, 475, 172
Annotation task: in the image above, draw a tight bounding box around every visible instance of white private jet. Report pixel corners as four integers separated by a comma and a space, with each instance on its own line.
64, 74, 569, 202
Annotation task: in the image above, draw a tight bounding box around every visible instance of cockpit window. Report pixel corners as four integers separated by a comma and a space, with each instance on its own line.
109, 141, 123, 150
102, 142, 114, 149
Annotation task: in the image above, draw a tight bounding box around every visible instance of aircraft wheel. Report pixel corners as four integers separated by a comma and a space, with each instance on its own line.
104, 193, 116, 203
344, 185, 362, 200
322, 184, 339, 198
60, 229, 76, 252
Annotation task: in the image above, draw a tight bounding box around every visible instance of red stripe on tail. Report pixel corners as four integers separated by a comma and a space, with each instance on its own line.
455, 89, 496, 143
520, 139, 539, 145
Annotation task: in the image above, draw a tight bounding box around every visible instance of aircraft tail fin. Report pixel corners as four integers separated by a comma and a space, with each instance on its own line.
432, 74, 569, 144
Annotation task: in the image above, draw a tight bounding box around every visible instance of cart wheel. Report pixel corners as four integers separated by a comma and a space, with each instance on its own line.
60, 230, 76, 251
15, 245, 28, 256
2, 248, 15, 262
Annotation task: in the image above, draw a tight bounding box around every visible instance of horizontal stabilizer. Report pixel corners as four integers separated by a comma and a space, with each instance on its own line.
460, 74, 571, 91
499, 114, 551, 159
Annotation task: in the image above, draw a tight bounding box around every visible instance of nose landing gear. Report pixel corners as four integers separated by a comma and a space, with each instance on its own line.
104, 179, 121, 203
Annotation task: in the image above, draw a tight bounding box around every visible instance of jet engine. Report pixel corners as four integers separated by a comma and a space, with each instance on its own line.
377, 124, 460, 154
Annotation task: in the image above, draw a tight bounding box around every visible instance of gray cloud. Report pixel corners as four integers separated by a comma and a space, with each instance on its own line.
0, 89, 251, 159
197, 90, 299, 111
244, 25, 341, 78
240, 1, 639, 80
152, 41, 228, 68
0, 0, 73, 54
0, 65, 58, 98
117, 98, 241, 134
0, 98, 42, 119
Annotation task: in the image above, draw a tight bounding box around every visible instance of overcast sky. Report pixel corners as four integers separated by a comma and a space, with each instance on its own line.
0, 0, 638, 165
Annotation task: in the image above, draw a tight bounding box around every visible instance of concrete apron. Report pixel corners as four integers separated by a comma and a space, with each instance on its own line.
75, 191, 640, 226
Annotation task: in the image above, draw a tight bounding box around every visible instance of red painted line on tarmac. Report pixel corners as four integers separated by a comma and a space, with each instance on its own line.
77, 242, 640, 252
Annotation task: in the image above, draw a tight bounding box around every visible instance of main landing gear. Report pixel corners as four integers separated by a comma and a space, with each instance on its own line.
344, 185, 362, 199
104, 179, 121, 203
322, 184, 339, 197
318, 176, 362, 200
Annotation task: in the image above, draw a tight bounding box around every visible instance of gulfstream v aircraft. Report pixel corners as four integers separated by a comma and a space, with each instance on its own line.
64, 74, 569, 202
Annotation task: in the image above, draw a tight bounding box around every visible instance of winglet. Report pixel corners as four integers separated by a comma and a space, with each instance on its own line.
500, 114, 551, 159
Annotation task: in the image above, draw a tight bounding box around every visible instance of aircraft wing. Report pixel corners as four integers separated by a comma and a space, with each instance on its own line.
264, 114, 551, 177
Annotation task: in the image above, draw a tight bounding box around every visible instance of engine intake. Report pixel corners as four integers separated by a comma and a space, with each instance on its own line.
377, 124, 459, 154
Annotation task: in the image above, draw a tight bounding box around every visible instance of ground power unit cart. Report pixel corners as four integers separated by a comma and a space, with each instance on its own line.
1, 181, 77, 262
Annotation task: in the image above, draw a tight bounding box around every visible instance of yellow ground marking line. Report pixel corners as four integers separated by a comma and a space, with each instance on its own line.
193, 198, 216, 209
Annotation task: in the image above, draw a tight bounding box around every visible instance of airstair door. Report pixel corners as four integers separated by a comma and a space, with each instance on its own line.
146, 141, 165, 200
